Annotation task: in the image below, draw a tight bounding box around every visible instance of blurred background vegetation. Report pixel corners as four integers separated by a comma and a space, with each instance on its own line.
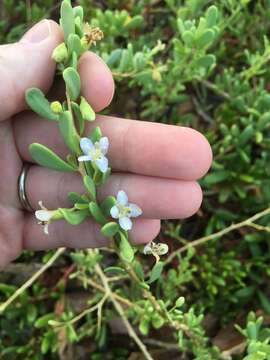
1, 0, 270, 359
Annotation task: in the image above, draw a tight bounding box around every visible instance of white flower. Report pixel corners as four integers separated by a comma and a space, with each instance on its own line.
110, 190, 142, 231
78, 137, 109, 173
143, 241, 169, 256
35, 201, 55, 235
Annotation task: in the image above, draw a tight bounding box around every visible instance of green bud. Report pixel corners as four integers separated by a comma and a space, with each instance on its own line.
81, 36, 89, 51
80, 96, 96, 121
50, 101, 63, 114
175, 297, 185, 308
52, 43, 68, 63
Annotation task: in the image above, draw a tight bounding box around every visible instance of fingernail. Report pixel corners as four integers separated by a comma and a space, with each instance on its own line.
20, 20, 51, 44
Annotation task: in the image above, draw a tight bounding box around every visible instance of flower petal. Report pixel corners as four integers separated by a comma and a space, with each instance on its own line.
110, 205, 120, 219
35, 210, 51, 222
117, 190, 128, 206
119, 216, 133, 231
143, 243, 153, 255
44, 224, 49, 235
129, 204, 142, 218
99, 137, 109, 154
80, 137, 94, 155
95, 156, 108, 173
78, 155, 92, 162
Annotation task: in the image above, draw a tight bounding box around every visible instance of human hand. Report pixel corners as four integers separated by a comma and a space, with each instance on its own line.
0, 20, 212, 266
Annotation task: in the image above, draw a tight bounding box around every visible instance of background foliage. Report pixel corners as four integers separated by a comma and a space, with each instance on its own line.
1, 0, 270, 359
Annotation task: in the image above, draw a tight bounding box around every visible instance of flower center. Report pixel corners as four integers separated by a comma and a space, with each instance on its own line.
89, 146, 102, 161
118, 204, 131, 218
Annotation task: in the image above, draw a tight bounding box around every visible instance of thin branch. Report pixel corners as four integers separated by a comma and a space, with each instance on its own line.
165, 207, 270, 265
80, 276, 134, 308
95, 263, 154, 360
0, 248, 65, 313
144, 338, 179, 350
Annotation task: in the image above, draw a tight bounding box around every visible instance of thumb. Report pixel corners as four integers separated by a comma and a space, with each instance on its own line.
0, 20, 62, 122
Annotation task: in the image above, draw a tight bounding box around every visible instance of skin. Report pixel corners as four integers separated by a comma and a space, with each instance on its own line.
0, 20, 212, 266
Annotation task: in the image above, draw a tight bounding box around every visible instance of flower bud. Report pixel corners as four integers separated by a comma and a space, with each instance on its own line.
152, 68, 162, 82
52, 43, 68, 63
50, 101, 63, 114
175, 296, 185, 308
80, 36, 89, 51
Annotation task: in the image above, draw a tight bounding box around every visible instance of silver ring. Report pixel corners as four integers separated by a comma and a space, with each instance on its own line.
18, 163, 33, 212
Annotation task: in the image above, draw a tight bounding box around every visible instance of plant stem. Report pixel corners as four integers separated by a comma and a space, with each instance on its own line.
95, 263, 154, 360
0, 248, 65, 313
165, 206, 270, 265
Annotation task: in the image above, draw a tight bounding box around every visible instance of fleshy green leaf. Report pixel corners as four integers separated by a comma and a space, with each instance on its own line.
148, 261, 164, 284
25, 88, 59, 121
139, 318, 149, 336
83, 175, 96, 200
59, 111, 80, 153
203, 171, 230, 186
104, 266, 126, 275
71, 102, 84, 135
152, 314, 165, 329
89, 127, 102, 143
89, 202, 107, 224
246, 322, 258, 340
35, 313, 55, 328
67, 33, 83, 56
29, 143, 75, 172
133, 261, 145, 281
70, 51, 78, 69
59, 208, 89, 225
239, 125, 254, 145
206, 6, 218, 27
68, 192, 88, 205
106, 49, 122, 67
100, 196, 117, 217
196, 54, 215, 69
101, 222, 119, 237
60, 0, 75, 42
196, 29, 215, 48
74, 203, 89, 210
124, 15, 143, 30
182, 30, 194, 46
80, 96, 96, 121
119, 232, 134, 263
73, 6, 84, 21
258, 290, 270, 315
63, 67, 81, 101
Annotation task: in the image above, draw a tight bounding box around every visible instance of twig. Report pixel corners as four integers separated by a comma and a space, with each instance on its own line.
248, 222, 270, 233
165, 207, 270, 265
144, 338, 179, 350
197, 78, 231, 100
80, 275, 134, 308
50, 299, 104, 328
0, 248, 65, 313
95, 263, 154, 360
